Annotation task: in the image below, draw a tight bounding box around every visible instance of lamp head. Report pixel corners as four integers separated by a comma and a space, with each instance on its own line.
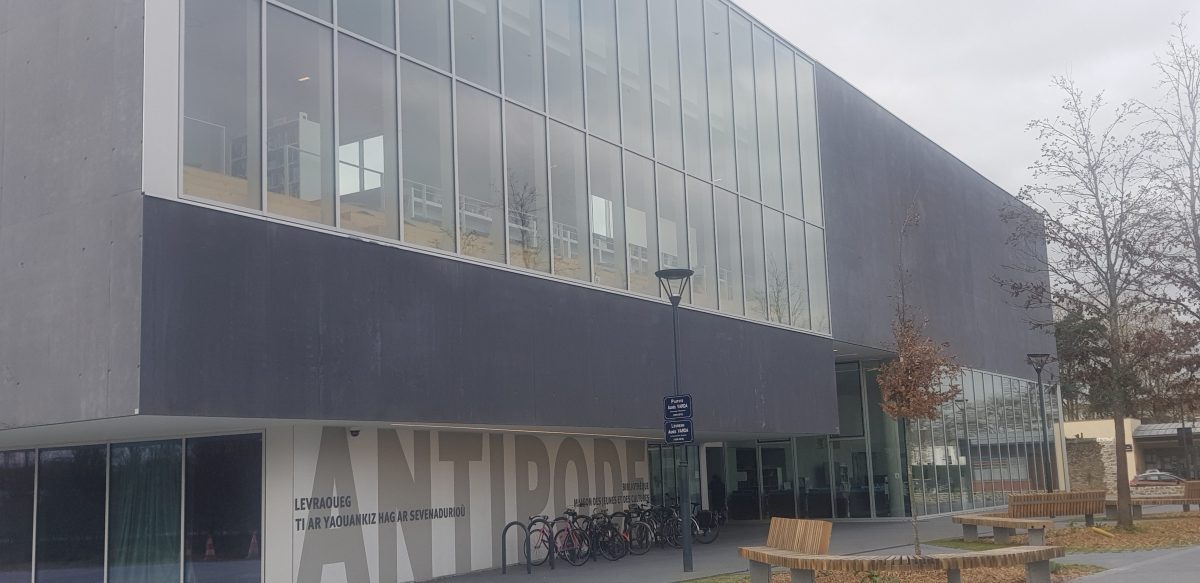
1026, 353, 1053, 373
655, 268, 694, 307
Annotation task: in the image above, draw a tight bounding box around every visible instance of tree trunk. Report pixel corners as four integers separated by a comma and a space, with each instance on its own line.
904, 424, 923, 555
1112, 409, 1134, 529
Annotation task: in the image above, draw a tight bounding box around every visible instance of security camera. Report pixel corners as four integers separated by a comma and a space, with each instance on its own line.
349, 427, 361, 437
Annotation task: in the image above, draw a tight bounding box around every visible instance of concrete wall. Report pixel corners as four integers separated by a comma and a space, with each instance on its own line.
0, 1, 145, 428
815, 66, 1055, 379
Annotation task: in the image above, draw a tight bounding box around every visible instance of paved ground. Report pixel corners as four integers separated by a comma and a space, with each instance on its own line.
447, 507, 1197, 582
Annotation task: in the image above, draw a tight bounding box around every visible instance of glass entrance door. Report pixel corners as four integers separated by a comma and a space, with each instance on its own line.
759, 441, 796, 518
726, 445, 760, 520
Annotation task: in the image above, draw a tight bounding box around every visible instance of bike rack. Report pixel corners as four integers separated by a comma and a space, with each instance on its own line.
500, 521, 530, 575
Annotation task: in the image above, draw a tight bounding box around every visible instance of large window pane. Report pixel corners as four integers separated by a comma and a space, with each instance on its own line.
185, 435, 262, 583
456, 84, 505, 262
704, 0, 735, 189
0, 451, 34, 582
550, 122, 590, 280
831, 438, 871, 518
401, 62, 455, 251
583, 0, 620, 141
37, 446, 107, 581
806, 225, 829, 332
741, 199, 767, 320
279, 0, 331, 20
625, 152, 658, 295
657, 165, 687, 276
182, 0, 261, 209
776, 42, 803, 216
836, 363, 865, 437
686, 178, 717, 309
339, 0, 395, 47
588, 138, 627, 288
617, 0, 653, 155
338, 36, 399, 238
108, 441, 182, 583
545, 0, 584, 126
454, 0, 501, 90
677, 0, 710, 179
502, 0, 544, 110
648, 0, 683, 168
784, 216, 811, 330
796, 57, 823, 224
505, 104, 551, 272
763, 208, 788, 324
266, 8, 335, 225
730, 14, 758, 199
714, 189, 743, 315
754, 27, 782, 209
399, 0, 451, 70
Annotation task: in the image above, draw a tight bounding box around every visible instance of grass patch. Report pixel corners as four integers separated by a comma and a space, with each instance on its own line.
931, 513, 1200, 552
685, 562, 1103, 583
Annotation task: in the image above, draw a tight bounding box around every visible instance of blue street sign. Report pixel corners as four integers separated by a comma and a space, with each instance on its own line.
663, 394, 693, 420
664, 420, 693, 444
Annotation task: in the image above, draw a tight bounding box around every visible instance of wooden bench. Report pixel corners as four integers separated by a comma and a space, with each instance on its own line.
740, 545, 1066, 583
952, 514, 1054, 545
739, 517, 1065, 583
1008, 490, 1105, 526
1104, 480, 1200, 518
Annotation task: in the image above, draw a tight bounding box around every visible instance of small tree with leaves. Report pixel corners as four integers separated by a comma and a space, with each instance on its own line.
877, 205, 962, 555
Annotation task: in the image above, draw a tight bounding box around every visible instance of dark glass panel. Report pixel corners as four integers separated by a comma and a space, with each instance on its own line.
0, 450, 34, 582
108, 441, 182, 583
36, 445, 108, 582
184, 435, 262, 583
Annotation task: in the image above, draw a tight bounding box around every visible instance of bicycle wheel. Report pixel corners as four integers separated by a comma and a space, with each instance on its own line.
525, 526, 552, 566
595, 524, 628, 561
693, 515, 720, 544
554, 528, 590, 566
627, 521, 653, 555
662, 516, 682, 548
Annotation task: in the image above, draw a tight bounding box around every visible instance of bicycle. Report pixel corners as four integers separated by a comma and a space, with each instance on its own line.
553, 508, 592, 566
523, 514, 554, 566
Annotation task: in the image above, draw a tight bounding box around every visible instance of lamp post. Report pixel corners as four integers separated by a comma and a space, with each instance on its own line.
953, 397, 974, 507
1027, 353, 1055, 493
657, 268, 695, 573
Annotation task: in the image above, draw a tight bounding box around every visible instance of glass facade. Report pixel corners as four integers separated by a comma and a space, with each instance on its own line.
0, 434, 263, 583
651, 363, 1060, 519
179, 0, 831, 335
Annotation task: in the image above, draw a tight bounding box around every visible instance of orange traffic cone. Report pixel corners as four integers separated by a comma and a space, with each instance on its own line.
204, 534, 216, 560
247, 531, 260, 559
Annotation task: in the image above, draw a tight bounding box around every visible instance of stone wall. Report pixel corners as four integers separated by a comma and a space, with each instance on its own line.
1066, 437, 1184, 496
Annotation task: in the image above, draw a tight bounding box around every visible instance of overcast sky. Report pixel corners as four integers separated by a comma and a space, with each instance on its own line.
736, 0, 1196, 195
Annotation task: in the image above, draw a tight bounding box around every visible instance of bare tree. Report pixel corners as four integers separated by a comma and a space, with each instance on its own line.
998, 77, 1164, 528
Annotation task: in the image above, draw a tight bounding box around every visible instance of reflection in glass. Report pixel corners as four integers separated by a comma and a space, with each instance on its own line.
784, 217, 811, 330
763, 209, 789, 324
338, 36, 398, 238
776, 41, 803, 216
185, 435, 262, 583
266, 7, 335, 225
401, 62, 455, 251
806, 224, 829, 333
550, 122, 590, 280
624, 152, 658, 295
677, 0, 710, 179
583, 0, 620, 141
796, 57, 823, 224
545, 0, 584, 126
686, 178, 717, 309
831, 438, 871, 518
866, 365, 907, 517
648, 0, 683, 168
704, 0, 735, 189
108, 441, 182, 583
754, 27, 782, 209
836, 363, 865, 437
657, 167, 688, 280
183, 0, 260, 209
399, 0, 451, 70
278, 0, 331, 20
740, 199, 767, 320
456, 84, 506, 262
714, 189, 743, 315
726, 444, 759, 520
761, 441, 796, 519
37, 445, 107, 581
588, 138, 627, 288
730, 14, 758, 199
795, 436, 832, 519
505, 104, 551, 272
617, 0, 653, 155
339, 0, 395, 47
453, 0, 501, 90
502, 0, 544, 110
0, 450, 34, 581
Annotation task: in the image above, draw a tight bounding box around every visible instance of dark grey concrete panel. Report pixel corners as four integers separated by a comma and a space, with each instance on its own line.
139, 198, 837, 436
815, 66, 1054, 378
0, 1, 144, 428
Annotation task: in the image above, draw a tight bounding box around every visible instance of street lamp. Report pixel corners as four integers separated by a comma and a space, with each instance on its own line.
1027, 353, 1055, 493
656, 268, 694, 572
